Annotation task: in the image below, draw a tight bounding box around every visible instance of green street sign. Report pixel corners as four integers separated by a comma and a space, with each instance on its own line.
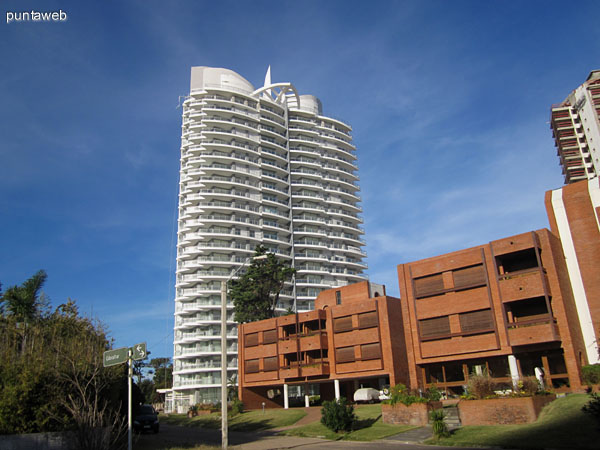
103, 347, 128, 367
132, 342, 147, 361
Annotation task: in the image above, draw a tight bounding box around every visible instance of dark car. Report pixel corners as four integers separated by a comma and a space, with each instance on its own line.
133, 404, 159, 433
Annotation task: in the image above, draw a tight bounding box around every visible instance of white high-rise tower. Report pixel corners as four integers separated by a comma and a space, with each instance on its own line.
170, 67, 366, 411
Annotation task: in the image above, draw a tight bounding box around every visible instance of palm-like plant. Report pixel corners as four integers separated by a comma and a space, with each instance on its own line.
1, 270, 48, 322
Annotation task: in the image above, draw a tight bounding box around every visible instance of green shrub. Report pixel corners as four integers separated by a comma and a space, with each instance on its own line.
320, 397, 355, 432
425, 385, 443, 402
388, 383, 427, 406
582, 364, 600, 385
231, 399, 244, 415
430, 409, 449, 439
582, 392, 600, 429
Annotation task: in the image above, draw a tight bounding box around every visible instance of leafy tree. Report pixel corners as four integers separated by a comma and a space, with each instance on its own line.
146, 357, 173, 403
231, 246, 295, 323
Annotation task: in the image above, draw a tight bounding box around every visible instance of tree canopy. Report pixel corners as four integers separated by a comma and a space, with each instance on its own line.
231, 246, 295, 323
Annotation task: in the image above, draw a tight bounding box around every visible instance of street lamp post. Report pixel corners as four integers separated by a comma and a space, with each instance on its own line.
220, 254, 268, 449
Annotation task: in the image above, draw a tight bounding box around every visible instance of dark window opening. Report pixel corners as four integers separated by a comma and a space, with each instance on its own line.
496, 248, 540, 275
282, 324, 297, 338
547, 352, 567, 375
335, 291, 342, 305
506, 297, 550, 325
424, 364, 444, 384
444, 362, 465, 382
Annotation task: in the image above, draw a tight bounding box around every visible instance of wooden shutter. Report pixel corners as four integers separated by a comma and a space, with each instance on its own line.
245, 359, 259, 374
453, 265, 486, 289
459, 309, 494, 333
419, 316, 450, 339
263, 356, 278, 372
358, 311, 378, 329
361, 343, 382, 360
333, 316, 353, 333
414, 273, 444, 297
244, 333, 258, 347
263, 329, 277, 344
335, 346, 355, 363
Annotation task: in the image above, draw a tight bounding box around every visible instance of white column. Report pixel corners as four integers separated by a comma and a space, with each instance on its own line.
283, 384, 289, 409
508, 355, 519, 388
334, 379, 340, 400
305, 393, 310, 408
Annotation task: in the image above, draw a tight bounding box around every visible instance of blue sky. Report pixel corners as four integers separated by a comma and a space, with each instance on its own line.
1, 0, 599, 359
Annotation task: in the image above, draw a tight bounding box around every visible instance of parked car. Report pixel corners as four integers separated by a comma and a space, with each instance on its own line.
133, 404, 159, 433
353, 387, 380, 403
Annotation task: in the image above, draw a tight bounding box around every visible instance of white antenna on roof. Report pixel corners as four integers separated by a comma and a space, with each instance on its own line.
264, 65, 272, 97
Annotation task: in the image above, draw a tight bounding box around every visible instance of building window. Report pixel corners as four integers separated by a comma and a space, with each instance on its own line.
459, 309, 494, 333
333, 316, 353, 333
453, 264, 487, 289
263, 329, 277, 344
335, 290, 341, 305
419, 316, 451, 339
244, 333, 258, 347
361, 343, 382, 360
358, 311, 378, 329
414, 273, 444, 297
263, 356, 278, 372
335, 346, 355, 363
245, 359, 259, 374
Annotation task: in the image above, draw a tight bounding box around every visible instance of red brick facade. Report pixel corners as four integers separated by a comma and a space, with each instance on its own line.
238, 281, 407, 409
397, 229, 586, 393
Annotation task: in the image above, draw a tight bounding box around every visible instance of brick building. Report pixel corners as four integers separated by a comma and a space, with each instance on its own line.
545, 178, 600, 364
397, 229, 587, 394
238, 281, 410, 409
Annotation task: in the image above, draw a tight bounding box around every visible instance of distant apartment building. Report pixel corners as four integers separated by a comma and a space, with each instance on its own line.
545, 178, 600, 364
171, 67, 366, 411
550, 70, 600, 184
397, 230, 587, 394
238, 281, 409, 409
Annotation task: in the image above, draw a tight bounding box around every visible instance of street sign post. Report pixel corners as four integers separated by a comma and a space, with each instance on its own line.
102, 343, 149, 450
132, 342, 147, 361
103, 347, 128, 367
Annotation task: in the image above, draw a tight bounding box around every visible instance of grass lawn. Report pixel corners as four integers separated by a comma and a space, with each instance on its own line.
430, 394, 600, 449
279, 404, 416, 441
161, 408, 306, 432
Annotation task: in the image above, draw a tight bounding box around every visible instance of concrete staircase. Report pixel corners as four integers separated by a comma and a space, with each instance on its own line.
443, 405, 461, 429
